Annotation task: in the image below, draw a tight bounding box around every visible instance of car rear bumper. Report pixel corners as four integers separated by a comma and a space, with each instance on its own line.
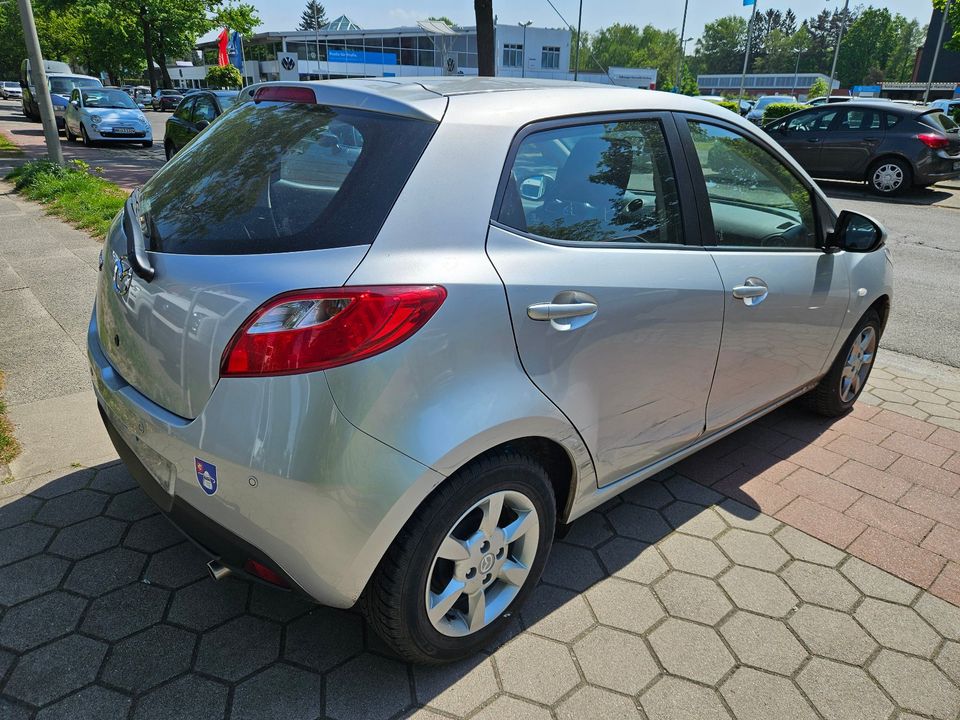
914, 152, 960, 185
88, 306, 443, 607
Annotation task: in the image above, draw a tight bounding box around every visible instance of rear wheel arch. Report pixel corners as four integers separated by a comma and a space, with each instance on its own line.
866, 154, 914, 191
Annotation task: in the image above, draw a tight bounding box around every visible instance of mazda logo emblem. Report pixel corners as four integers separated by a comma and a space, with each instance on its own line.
281, 56, 296, 71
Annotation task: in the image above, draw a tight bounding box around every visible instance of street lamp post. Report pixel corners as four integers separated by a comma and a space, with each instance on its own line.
924, 0, 953, 103
519, 21, 532, 78
827, 0, 850, 95
737, 0, 759, 104
792, 48, 803, 98
675, 0, 690, 91
573, 0, 583, 81
313, 3, 322, 80
16, 0, 63, 165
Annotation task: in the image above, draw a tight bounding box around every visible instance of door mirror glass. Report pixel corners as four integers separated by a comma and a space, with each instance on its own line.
70, 100, 78, 108
831, 210, 885, 252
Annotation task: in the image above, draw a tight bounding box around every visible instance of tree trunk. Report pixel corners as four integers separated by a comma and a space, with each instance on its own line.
474, 0, 495, 77
138, 5, 157, 94
154, 33, 172, 88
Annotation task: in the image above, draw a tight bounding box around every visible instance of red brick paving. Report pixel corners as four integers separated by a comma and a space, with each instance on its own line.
682, 403, 960, 605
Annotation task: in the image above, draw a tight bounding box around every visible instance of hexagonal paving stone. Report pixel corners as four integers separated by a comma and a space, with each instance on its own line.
573, 625, 659, 695
132, 675, 228, 720
597, 537, 669, 585
414, 656, 498, 717
717, 528, 790, 571
0, 554, 70, 605
495, 634, 580, 705
665, 505, 727, 538
641, 676, 733, 720
35, 686, 131, 720
64, 546, 147, 596
89, 464, 137, 494
654, 571, 732, 625
81, 583, 170, 641
518, 583, 594, 643
249, 584, 313, 622
143, 542, 208, 588
47, 516, 126, 559
540, 541, 605, 592
621, 478, 674, 508
606, 503, 672, 542
123, 514, 183, 553
649, 618, 735, 686
855, 598, 941, 657
232, 664, 324, 720
167, 577, 248, 631
915, 593, 960, 641
0, 591, 86, 651
720, 611, 808, 675
585, 577, 666, 634
0, 523, 54, 566
4, 634, 108, 706
195, 615, 281, 681
563, 511, 614, 548
0, 495, 41, 530
472, 696, 552, 720
102, 625, 196, 693
664, 474, 723, 506
719, 566, 798, 617
104, 488, 157, 521
781, 561, 861, 612
936, 641, 960, 685
659, 533, 730, 577
798, 658, 893, 720
326, 653, 412, 720
34, 489, 108, 527
870, 649, 960, 719
28, 469, 94, 499
283, 607, 363, 672
721, 667, 817, 720
557, 686, 644, 720
773, 525, 845, 566
788, 604, 877, 665
840, 556, 920, 605
0, 699, 30, 720
715, 498, 781, 533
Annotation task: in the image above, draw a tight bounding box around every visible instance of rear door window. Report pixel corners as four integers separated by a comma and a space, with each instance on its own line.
173, 98, 194, 121
139, 101, 436, 255
192, 96, 216, 124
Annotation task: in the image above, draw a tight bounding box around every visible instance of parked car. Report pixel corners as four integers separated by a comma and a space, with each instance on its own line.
48, 73, 103, 128
19, 58, 71, 120
806, 95, 850, 107
152, 89, 184, 111
132, 86, 153, 106
91, 78, 891, 664
163, 90, 238, 159
765, 100, 960, 194
1, 81, 21, 100
930, 98, 960, 117
64, 87, 152, 147
746, 95, 797, 124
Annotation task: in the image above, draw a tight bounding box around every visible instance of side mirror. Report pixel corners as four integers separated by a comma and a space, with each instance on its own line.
70, 100, 78, 108
519, 174, 551, 201
195, 120, 209, 130
827, 210, 885, 253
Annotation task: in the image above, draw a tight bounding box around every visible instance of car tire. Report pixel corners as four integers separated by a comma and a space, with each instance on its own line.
65, 125, 76, 142
364, 450, 556, 664
81, 124, 94, 148
811, 309, 881, 417
867, 158, 911, 196
164, 142, 174, 161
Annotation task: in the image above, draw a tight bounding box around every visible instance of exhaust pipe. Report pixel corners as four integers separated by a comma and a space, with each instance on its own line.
207, 559, 232, 582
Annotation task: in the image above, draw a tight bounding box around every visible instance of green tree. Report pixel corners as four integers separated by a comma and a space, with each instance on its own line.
297, 1, 326, 31
807, 76, 829, 98
836, 8, 898, 86
206, 63, 241, 88
216, 2, 261, 36
695, 15, 748, 75
933, 0, 960, 52
589, 23, 680, 86
427, 16, 456, 27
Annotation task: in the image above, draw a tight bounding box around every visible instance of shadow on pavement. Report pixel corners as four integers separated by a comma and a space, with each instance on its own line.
819, 178, 955, 206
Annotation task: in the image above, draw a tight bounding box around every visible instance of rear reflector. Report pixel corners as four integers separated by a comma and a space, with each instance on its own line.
221, 286, 447, 377
253, 86, 317, 104
243, 559, 289, 587
917, 132, 950, 150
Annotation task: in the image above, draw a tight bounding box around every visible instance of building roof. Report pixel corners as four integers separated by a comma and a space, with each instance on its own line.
323, 15, 361, 31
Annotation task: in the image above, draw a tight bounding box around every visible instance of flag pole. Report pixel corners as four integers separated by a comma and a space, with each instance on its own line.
737, 0, 758, 106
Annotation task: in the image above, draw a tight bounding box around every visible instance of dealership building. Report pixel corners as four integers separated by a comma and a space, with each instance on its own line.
696, 72, 840, 101
171, 16, 657, 90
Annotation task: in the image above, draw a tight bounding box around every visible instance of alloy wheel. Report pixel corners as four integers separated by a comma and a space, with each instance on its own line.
840, 326, 876, 403
425, 489, 539, 637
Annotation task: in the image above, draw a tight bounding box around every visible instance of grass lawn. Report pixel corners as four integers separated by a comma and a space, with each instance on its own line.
0, 372, 19, 468
6, 158, 126, 238
0, 131, 23, 155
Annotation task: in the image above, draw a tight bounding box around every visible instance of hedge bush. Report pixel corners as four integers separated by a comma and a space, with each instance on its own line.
718, 100, 740, 114
762, 102, 807, 125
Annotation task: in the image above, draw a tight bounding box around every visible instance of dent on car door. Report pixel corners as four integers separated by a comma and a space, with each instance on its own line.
681, 118, 850, 431
486, 114, 725, 487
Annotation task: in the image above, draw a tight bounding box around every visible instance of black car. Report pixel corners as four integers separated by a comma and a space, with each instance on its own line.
765, 101, 960, 195
163, 90, 239, 160
151, 89, 184, 112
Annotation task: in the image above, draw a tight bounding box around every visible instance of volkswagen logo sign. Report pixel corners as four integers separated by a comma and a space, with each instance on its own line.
281, 56, 296, 71
112, 252, 132, 297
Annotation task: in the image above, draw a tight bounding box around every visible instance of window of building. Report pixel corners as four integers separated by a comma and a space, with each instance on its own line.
541, 46, 560, 69
502, 43, 523, 68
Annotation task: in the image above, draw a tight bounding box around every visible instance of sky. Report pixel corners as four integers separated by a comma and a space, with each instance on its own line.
250, 0, 932, 41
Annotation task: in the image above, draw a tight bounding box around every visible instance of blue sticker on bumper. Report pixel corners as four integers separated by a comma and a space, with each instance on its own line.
195, 457, 218, 495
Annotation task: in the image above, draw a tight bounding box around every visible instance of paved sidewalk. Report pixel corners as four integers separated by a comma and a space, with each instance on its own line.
2, 180, 960, 718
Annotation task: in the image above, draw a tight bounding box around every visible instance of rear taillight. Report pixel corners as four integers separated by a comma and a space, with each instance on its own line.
917, 132, 950, 150
221, 286, 446, 377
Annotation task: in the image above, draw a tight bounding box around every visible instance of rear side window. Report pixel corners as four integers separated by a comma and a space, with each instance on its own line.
140, 102, 436, 254
922, 111, 959, 133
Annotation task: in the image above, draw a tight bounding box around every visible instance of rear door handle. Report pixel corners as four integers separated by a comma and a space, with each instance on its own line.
732, 277, 768, 306
863, 137, 881, 142
527, 302, 598, 321
807, 138, 821, 143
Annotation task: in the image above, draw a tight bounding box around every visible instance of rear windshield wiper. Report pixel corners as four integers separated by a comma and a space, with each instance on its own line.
123, 189, 155, 281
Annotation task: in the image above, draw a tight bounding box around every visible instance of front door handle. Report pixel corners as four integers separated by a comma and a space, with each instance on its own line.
527, 301, 598, 321
732, 277, 768, 306
807, 138, 820, 143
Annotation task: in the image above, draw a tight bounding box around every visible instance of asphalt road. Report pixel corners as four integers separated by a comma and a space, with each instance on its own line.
1, 97, 958, 367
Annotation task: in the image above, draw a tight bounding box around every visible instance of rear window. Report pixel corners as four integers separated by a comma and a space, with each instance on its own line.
921, 111, 959, 133
139, 102, 436, 255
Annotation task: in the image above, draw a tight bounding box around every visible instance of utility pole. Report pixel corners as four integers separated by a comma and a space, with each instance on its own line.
827, 0, 850, 96
924, 0, 952, 103
519, 21, 532, 77
675, 0, 689, 91
737, 0, 758, 104
573, 0, 583, 81
313, 2, 322, 80
792, 48, 803, 98
16, 0, 63, 165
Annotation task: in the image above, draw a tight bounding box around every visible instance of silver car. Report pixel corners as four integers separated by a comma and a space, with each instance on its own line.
90, 78, 892, 663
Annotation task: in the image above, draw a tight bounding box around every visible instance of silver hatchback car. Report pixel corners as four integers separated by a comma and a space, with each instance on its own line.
90, 78, 892, 663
